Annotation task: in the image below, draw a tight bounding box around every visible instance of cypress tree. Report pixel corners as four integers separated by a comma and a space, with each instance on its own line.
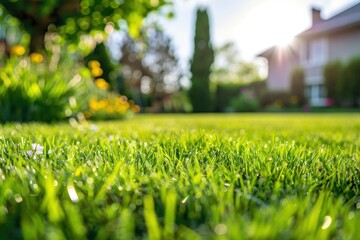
189, 8, 214, 112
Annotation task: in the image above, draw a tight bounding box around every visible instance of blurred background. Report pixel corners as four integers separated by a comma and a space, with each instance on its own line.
0, 0, 359, 122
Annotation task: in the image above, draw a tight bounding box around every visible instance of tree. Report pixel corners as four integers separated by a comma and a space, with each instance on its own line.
211, 42, 262, 84
119, 24, 181, 111
189, 8, 214, 112
0, 0, 170, 52
290, 66, 306, 106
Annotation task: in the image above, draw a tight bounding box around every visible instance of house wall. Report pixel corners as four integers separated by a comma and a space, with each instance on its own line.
267, 47, 299, 91
297, 26, 360, 106
260, 3, 360, 106
299, 39, 327, 84
297, 36, 328, 106
328, 26, 360, 61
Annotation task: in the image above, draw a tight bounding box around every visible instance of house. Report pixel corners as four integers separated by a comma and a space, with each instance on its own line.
258, 2, 360, 106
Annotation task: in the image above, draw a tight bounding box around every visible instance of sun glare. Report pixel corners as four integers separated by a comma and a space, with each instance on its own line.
275, 34, 294, 47
238, 1, 306, 52
265, 2, 303, 47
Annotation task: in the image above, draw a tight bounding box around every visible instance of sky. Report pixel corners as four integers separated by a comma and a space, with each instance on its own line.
155, 0, 360, 70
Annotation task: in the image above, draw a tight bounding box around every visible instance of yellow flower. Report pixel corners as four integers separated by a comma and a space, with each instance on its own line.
105, 106, 115, 113
95, 78, 109, 90
10, 45, 26, 56
98, 99, 109, 108
131, 105, 141, 113
117, 104, 129, 113
91, 67, 103, 77
274, 99, 283, 108
88, 60, 100, 69
89, 98, 99, 111
30, 53, 44, 64
290, 95, 299, 105
114, 98, 122, 106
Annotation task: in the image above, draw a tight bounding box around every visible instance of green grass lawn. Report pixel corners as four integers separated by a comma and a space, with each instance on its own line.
0, 113, 359, 239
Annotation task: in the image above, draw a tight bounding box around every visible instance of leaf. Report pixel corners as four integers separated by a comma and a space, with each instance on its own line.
144, 196, 161, 240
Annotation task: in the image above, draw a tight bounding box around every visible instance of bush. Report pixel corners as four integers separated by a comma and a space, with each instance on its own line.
163, 91, 193, 113
0, 46, 141, 123
260, 91, 292, 108
86, 93, 140, 120
323, 61, 342, 104
0, 52, 88, 122
215, 84, 242, 112
229, 89, 260, 112
216, 81, 265, 112
342, 56, 360, 107
290, 66, 306, 106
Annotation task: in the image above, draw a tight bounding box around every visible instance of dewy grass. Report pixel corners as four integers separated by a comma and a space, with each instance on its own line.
0, 113, 359, 239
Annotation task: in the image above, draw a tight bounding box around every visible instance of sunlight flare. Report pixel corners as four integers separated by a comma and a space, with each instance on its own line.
181, 196, 189, 205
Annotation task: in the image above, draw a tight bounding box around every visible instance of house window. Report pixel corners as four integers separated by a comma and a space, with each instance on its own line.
307, 84, 326, 98
306, 84, 327, 106
302, 38, 328, 65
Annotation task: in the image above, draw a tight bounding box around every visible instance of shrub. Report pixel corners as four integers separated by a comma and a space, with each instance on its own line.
0, 48, 140, 122
86, 93, 140, 120
260, 91, 292, 108
0, 53, 88, 122
215, 84, 242, 112
163, 91, 193, 113
323, 61, 342, 104
342, 56, 360, 107
83, 62, 141, 119
290, 66, 306, 106
229, 89, 260, 112
216, 81, 266, 112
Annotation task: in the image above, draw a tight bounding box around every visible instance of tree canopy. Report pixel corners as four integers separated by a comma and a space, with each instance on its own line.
0, 0, 171, 52
119, 24, 181, 111
211, 42, 262, 85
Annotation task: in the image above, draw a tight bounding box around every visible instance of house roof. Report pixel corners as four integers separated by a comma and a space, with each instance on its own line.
257, 2, 360, 58
257, 46, 275, 59
298, 2, 360, 38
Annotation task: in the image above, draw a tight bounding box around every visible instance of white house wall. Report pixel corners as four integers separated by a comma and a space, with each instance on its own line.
267, 48, 299, 91
328, 27, 360, 61
259, 3, 360, 107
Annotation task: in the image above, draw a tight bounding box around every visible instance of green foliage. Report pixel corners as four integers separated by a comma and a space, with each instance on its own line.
189, 8, 214, 112
0, 114, 359, 238
229, 89, 260, 112
260, 91, 292, 108
0, 53, 89, 122
85, 43, 116, 87
211, 42, 262, 85
290, 66, 306, 106
216, 81, 266, 112
162, 91, 193, 113
322, 56, 360, 107
215, 84, 243, 112
0, 0, 170, 51
342, 56, 360, 106
86, 93, 140, 120
119, 25, 181, 111
323, 61, 342, 103
0, 9, 28, 46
